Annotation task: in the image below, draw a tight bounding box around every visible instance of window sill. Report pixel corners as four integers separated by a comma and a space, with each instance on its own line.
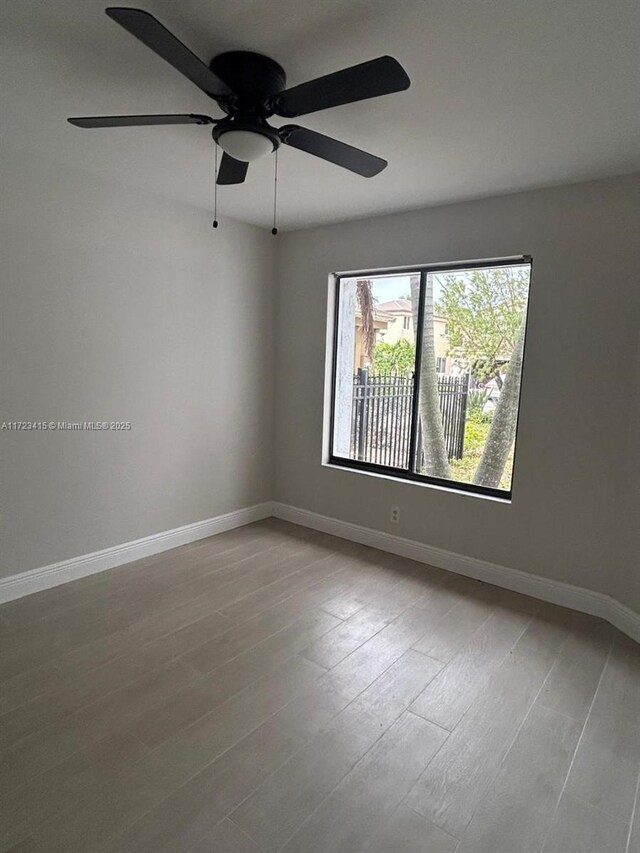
322, 459, 512, 504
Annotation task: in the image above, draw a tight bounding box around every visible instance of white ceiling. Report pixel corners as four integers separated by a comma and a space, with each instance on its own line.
2, 0, 639, 230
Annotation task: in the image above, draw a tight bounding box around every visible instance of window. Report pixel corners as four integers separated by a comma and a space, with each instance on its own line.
329, 258, 532, 499
402, 315, 411, 330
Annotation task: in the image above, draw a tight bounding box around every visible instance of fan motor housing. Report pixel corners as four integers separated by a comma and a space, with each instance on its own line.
209, 52, 286, 102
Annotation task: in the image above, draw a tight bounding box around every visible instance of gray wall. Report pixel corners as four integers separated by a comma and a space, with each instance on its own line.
619, 330, 640, 609
0, 149, 275, 578
273, 175, 640, 610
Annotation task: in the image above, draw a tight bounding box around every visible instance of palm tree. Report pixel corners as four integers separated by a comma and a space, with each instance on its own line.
410, 274, 451, 479
473, 315, 526, 488
356, 279, 376, 364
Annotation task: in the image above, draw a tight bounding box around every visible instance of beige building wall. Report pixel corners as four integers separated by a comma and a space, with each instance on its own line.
433, 317, 452, 373
353, 314, 391, 371
381, 313, 413, 345
381, 311, 451, 373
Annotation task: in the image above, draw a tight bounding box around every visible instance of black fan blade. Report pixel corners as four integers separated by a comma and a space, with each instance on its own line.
280, 125, 386, 177
272, 56, 409, 118
67, 113, 216, 128
105, 8, 231, 100
217, 153, 249, 185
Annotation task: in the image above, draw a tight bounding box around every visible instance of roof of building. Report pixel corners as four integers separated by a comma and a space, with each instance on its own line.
376, 298, 411, 313
355, 308, 395, 324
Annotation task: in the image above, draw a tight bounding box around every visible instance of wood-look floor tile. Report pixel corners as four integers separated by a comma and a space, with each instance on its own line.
455, 704, 581, 853
563, 634, 640, 820
319, 591, 367, 620
170, 545, 332, 618
261, 614, 432, 750
0, 659, 193, 793
0, 728, 148, 851
178, 607, 338, 691
188, 819, 261, 853
182, 586, 345, 677
0, 664, 67, 716
411, 587, 496, 662
0, 560, 245, 684
260, 608, 438, 747
56, 599, 234, 676
1, 838, 32, 853
357, 568, 441, 619
629, 780, 640, 853
130, 654, 325, 750
219, 550, 358, 622
365, 804, 457, 853
23, 742, 208, 852
405, 605, 570, 837
94, 717, 305, 853
119, 611, 335, 751
230, 649, 442, 852
0, 601, 151, 682
138, 545, 276, 604
408, 578, 465, 623
538, 611, 613, 722
370, 558, 459, 613
410, 601, 532, 730
325, 557, 408, 610
300, 605, 392, 669
321, 605, 451, 700
1, 523, 637, 853
279, 711, 447, 853
0, 574, 170, 637
0, 634, 180, 750
245, 569, 362, 625
103, 653, 324, 828
541, 793, 628, 853
0, 521, 271, 633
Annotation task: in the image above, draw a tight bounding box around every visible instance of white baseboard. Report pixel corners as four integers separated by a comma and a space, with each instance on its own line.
0, 502, 274, 604
3, 499, 637, 646
272, 502, 640, 645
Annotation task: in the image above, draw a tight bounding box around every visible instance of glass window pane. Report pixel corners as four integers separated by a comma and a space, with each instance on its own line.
332, 274, 418, 468
412, 262, 531, 492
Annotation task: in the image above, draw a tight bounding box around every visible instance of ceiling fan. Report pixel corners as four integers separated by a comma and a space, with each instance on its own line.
68, 7, 411, 185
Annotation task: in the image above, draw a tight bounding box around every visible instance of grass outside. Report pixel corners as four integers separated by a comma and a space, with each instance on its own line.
449, 415, 515, 491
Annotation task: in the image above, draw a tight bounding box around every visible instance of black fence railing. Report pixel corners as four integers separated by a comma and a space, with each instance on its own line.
434, 374, 470, 461
351, 370, 469, 467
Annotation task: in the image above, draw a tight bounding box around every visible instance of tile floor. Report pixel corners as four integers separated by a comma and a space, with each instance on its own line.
1, 518, 638, 852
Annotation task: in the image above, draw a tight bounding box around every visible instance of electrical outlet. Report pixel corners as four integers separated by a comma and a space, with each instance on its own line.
390, 506, 400, 524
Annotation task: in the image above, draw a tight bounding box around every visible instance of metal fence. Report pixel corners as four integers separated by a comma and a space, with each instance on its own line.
351, 369, 469, 467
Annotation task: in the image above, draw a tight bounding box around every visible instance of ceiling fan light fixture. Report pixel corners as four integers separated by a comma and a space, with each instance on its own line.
217, 129, 275, 162
70, 9, 411, 186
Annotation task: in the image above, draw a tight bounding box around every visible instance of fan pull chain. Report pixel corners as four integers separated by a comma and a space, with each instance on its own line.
212, 144, 219, 229
271, 148, 278, 236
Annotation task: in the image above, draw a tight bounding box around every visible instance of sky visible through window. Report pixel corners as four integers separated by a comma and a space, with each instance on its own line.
368, 275, 443, 304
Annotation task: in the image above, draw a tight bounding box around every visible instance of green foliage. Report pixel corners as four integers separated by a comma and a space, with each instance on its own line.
449, 416, 514, 490
467, 389, 490, 420
435, 266, 529, 384
463, 418, 488, 452
373, 339, 416, 376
